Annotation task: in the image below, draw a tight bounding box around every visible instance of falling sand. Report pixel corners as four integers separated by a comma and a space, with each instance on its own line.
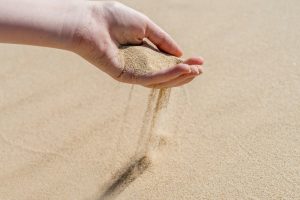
118, 41, 177, 155
101, 89, 171, 200
100, 43, 176, 199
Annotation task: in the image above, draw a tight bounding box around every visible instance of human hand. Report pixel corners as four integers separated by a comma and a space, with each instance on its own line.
70, 1, 204, 88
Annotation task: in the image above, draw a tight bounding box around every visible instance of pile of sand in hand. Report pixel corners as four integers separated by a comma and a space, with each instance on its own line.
118, 40, 183, 76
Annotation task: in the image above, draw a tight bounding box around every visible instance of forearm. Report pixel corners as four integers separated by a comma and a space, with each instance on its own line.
0, 0, 84, 50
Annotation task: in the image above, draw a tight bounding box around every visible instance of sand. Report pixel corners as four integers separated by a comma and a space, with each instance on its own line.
119, 41, 182, 75
101, 88, 171, 200
115, 42, 174, 199
1, 0, 300, 199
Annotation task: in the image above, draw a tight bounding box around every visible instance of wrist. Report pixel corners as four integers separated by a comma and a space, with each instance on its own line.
67, 1, 112, 55
59, 0, 89, 51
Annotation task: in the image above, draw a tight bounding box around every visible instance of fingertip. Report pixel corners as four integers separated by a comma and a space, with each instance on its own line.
165, 38, 183, 57
198, 65, 204, 74
158, 36, 183, 57
190, 65, 200, 75
197, 56, 205, 64
183, 57, 204, 65
173, 46, 183, 57
174, 63, 192, 74
162, 44, 183, 57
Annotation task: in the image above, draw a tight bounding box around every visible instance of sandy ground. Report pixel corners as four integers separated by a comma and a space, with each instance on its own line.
1, 0, 300, 199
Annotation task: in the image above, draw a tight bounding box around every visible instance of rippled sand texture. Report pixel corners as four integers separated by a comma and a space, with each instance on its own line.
1, 0, 300, 199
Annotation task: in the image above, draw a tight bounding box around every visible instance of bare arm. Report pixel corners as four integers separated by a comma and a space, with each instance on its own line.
0, 0, 204, 88
0, 0, 84, 49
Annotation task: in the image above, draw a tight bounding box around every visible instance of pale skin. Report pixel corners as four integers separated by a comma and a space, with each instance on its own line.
0, 0, 204, 89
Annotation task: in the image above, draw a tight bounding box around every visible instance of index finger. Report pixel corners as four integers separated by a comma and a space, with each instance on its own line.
146, 19, 183, 57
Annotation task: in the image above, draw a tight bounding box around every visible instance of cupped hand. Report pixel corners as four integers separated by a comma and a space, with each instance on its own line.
71, 1, 204, 88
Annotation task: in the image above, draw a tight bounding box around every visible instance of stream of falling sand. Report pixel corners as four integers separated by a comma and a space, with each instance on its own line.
137, 88, 171, 154
100, 88, 171, 200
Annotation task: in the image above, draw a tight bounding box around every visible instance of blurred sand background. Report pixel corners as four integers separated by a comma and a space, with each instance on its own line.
1, 0, 300, 199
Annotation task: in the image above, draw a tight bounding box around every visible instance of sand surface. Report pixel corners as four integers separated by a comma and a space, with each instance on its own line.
1, 0, 300, 199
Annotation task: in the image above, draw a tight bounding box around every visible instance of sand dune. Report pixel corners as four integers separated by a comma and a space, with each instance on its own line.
1, 0, 300, 199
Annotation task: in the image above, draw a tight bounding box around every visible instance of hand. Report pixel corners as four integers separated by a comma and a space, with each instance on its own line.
71, 1, 204, 88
